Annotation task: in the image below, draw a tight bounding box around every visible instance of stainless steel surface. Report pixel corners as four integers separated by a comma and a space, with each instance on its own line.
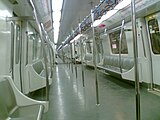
131, 0, 141, 120
19, 22, 23, 93
91, 9, 100, 105
119, 20, 125, 73
70, 44, 74, 73
48, 45, 53, 78
41, 23, 52, 101
28, 0, 49, 101
10, 22, 14, 79
74, 41, 78, 79
79, 23, 85, 87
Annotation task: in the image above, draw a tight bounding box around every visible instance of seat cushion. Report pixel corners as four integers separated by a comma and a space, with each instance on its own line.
10, 104, 44, 120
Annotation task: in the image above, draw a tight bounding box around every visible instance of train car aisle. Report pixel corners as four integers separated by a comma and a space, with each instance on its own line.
43, 62, 160, 120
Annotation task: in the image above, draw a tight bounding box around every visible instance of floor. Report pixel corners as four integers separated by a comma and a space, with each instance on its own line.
43, 62, 160, 120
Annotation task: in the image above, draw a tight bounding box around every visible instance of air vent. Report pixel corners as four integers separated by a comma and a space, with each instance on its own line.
8, 0, 18, 4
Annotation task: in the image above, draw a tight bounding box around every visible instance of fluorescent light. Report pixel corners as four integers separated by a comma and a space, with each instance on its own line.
53, 11, 61, 22
0, 31, 11, 34
74, 34, 83, 40
52, 0, 63, 11
92, 19, 103, 27
96, 0, 131, 24
52, 0, 63, 44
70, 34, 83, 43
0, 10, 12, 17
101, 9, 118, 21
114, 0, 131, 10
70, 39, 75, 43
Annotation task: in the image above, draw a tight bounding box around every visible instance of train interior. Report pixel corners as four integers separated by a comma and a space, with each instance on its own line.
0, 0, 160, 120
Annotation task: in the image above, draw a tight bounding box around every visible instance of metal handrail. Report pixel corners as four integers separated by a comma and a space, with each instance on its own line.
79, 23, 85, 87
74, 41, 78, 78
10, 22, 14, 79
47, 43, 54, 78
91, 9, 100, 105
70, 43, 74, 73
119, 19, 125, 73
131, 0, 140, 119
28, 0, 49, 101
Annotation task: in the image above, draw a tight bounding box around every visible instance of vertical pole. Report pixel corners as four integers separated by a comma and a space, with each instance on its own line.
28, 0, 49, 100
68, 48, 70, 69
91, 9, 100, 105
62, 49, 65, 63
74, 41, 78, 78
119, 20, 125, 73
131, 0, 141, 120
10, 22, 14, 79
70, 43, 74, 73
79, 23, 85, 87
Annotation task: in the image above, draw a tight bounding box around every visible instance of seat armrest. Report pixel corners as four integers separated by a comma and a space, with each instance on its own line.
4, 76, 49, 113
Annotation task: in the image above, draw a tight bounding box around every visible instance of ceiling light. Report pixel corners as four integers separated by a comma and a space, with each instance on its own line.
114, 0, 131, 10
101, 9, 118, 21
92, 19, 103, 27
0, 10, 12, 17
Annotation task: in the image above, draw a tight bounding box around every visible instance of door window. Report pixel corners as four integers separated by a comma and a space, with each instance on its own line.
109, 30, 128, 54
148, 18, 160, 54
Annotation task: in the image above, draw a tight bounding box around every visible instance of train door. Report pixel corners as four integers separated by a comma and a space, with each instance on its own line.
11, 21, 23, 91
146, 12, 160, 89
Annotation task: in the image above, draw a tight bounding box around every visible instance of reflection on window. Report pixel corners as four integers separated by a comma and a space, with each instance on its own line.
109, 30, 128, 54
15, 25, 20, 64
148, 19, 160, 54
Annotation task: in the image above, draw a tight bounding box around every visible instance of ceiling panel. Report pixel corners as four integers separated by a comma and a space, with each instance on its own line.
58, 0, 100, 45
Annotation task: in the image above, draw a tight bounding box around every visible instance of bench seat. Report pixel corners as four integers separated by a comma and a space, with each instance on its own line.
9, 104, 44, 120
97, 56, 135, 80
0, 76, 48, 120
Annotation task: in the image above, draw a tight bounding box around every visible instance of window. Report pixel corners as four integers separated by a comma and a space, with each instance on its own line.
109, 30, 128, 54
148, 19, 160, 54
28, 34, 38, 60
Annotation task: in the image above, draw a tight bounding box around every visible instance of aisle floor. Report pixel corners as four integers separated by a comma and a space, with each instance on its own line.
43, 63, 160, 120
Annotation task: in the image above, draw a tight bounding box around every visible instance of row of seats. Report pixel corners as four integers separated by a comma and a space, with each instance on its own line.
98, 55, 134, 73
